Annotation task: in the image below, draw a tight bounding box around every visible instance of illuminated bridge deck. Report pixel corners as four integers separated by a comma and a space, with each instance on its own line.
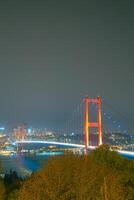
15, 140, 96, 149
14, 140, 134, 157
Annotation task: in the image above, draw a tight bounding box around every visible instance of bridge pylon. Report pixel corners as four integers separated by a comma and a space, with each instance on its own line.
84, 96, 102, 152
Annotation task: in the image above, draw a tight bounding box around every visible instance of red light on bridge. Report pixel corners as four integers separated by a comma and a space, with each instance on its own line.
84, 96, 102, 152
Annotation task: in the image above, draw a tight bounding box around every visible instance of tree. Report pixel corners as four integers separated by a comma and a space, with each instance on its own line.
0, 179, 5, 200
17, 150, 133, 200
0, 160, 5, 200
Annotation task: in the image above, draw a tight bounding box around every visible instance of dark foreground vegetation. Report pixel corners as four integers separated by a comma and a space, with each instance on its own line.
0, 145, 134, 200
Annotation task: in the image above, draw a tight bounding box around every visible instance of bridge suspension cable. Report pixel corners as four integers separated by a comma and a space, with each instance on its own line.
101, 99, 133, 134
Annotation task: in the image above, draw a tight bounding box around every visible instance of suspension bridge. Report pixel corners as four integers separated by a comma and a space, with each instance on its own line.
14, 96, 134, 156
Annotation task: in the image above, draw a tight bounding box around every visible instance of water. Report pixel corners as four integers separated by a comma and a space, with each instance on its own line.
0, 151, 134, 178
119, 154, 134, 160
0, 152, 63, 177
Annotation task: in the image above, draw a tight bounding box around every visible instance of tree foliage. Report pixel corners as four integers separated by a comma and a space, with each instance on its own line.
0, 160, 5, 200
16, 146, 134, 200
0, 179, 5, 200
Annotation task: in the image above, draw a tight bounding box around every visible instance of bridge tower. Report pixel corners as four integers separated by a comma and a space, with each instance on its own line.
84, 96, 102, 152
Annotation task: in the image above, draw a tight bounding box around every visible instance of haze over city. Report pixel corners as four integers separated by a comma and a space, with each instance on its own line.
0, 0, 133, 129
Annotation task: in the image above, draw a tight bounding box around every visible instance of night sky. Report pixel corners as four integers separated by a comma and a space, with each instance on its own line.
0, 0, 134, 129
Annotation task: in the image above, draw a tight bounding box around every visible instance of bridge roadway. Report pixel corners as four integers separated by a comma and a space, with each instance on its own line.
15, 140, 134, 156
15, 140, 96, 149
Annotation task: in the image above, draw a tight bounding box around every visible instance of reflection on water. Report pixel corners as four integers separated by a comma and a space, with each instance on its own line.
0, 152, 63, 177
